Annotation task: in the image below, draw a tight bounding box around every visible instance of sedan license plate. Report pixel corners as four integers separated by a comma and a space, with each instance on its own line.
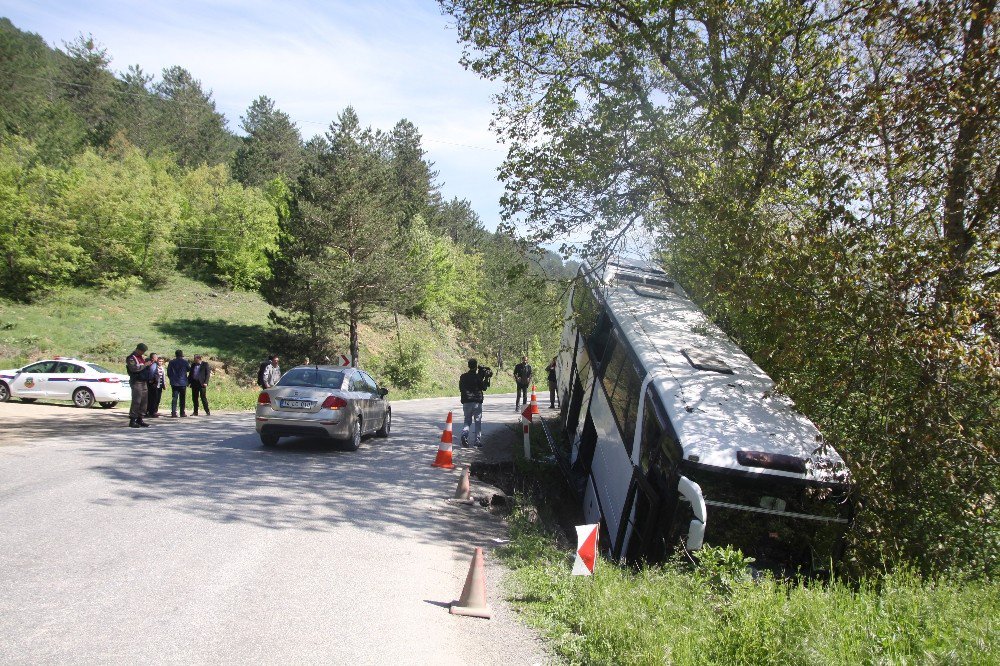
280, 399, 314, 409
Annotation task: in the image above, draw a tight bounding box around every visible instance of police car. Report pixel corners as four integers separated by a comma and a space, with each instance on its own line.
0, 357, 132, 408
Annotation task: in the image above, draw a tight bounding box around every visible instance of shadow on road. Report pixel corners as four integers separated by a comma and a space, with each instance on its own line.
81, 402, 514, 550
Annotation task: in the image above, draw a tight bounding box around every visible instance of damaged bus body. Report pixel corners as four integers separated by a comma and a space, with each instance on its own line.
556, 260, 852, 574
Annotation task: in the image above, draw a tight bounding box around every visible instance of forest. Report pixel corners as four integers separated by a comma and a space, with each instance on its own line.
441, 0, 999, 578
0, 18, 573, 384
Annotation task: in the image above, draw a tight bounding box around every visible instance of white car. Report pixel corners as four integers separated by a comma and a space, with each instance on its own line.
0, 357, 132, 408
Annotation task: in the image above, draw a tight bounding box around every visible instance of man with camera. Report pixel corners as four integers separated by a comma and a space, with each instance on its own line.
459, 358, 492, 448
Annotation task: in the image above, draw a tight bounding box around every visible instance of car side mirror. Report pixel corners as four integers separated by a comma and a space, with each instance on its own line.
379, 387, 389, 397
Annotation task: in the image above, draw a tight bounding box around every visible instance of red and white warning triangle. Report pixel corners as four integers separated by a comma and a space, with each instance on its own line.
572, 523, 599, 576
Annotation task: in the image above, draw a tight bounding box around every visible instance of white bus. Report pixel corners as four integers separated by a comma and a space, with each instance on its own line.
556, 259, 852, 574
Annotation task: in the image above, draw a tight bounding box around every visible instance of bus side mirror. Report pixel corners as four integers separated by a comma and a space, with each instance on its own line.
677, 475, 707, 551
686, 519, 705, 551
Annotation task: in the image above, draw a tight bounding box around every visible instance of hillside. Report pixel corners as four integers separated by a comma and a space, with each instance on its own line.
0, 274, 524, 410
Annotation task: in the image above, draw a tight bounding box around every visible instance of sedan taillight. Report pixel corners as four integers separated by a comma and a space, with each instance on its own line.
98, 377, 118, 383
257, 392, 271, 405
321, 396, 347, 409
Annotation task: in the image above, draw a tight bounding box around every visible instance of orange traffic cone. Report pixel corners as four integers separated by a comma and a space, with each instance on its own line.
454, 467, 472, 501
450, 547, 492, 619
432, 411, 455, 469
522, 385, 540, 421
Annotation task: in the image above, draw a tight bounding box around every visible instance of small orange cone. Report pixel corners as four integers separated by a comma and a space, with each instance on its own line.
432, 411, 455, 469
450, 547, 492, 619
522, 385, 540, 421
454, 467, 471, 501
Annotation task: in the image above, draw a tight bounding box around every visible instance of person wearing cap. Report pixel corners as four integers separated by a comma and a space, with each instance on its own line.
125, 343, 153, 428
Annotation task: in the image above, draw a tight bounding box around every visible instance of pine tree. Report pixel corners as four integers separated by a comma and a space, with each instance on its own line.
268, 108, 406, 366
232, 96, 304, 188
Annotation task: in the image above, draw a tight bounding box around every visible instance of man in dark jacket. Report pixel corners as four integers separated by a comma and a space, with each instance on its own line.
513, 355, 532, 412
125, 343, 152, 428
188, 354, 211, 416
459, 358, 490, 448
167, 349, 190, 417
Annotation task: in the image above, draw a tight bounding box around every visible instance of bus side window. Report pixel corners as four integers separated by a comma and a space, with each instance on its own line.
600, 331, 625, 390
640, 393, 679, 472
620, 364, 643, 454
639, 398, 664, 474
589, 313, 614, 367
574, 282, 600, 339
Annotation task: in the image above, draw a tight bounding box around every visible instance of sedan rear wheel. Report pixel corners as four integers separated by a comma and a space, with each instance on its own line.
376, 410, 391, 438
343, 418, 362, 452
20, 397, 37, 403
73, 387, 96, 408
260, 432, 279, 447
0, 381, 9, 402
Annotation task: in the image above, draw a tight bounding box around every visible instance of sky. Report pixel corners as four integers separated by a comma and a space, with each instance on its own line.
0, 0, 510, 228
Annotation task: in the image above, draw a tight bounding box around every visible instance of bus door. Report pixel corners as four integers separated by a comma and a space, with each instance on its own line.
623, 390, 682, 563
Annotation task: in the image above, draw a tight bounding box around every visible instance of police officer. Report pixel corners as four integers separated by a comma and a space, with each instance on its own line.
126, 343, 153, 428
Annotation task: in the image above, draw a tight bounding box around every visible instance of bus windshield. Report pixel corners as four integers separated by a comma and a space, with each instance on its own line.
687, 469, 851, 575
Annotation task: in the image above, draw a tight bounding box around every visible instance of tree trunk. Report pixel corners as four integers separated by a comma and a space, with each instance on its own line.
349, 302, 359, 368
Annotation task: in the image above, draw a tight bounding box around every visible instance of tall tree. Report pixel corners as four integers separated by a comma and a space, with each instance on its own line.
153, 66, 235, 167
268, 108, 406, 366
388, 119, 439, 227
57, 34, 117, 147
0, 138, 82, 300
232, 95, 304, 188
442, 0, 1000, 575
0, 20, 85, 162
113, 64, 159, 152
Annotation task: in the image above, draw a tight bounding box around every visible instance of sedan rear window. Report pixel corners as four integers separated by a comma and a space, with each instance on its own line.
278, 368, 346, 390
87, 363, 113, 374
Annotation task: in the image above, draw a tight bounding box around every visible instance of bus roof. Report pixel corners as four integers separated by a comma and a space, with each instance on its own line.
588, 260, 849, 484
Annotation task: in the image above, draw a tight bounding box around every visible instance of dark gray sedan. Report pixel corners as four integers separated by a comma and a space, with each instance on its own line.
254, 365, 391, 449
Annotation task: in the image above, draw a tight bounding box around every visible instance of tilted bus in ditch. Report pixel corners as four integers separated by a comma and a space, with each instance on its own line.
556, 259, 852, 574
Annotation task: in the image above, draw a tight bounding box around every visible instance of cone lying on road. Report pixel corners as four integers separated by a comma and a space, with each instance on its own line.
432, 411, 455, 469
454, 467, 471, 501
450, 547, 492, 619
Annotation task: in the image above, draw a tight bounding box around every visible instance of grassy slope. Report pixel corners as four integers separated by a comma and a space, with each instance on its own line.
0, 274, 518, 410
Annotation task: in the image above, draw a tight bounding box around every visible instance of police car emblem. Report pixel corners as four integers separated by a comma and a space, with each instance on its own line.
23, 377, 34, 389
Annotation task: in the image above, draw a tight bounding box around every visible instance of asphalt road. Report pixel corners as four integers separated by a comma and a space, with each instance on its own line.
0, 394, 552, 665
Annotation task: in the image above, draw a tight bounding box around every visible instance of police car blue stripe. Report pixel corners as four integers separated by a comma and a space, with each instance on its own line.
47, 378, 123, 383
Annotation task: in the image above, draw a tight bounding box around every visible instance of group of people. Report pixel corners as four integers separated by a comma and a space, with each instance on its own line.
512, 355, 560, 411
125, 344, 212, 428
458, 354, 559, 448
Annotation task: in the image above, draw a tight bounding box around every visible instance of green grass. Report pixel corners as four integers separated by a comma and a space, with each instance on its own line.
497, 422, 1000, 665
0, 275, 530, 410
499, 506, 1000, 665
